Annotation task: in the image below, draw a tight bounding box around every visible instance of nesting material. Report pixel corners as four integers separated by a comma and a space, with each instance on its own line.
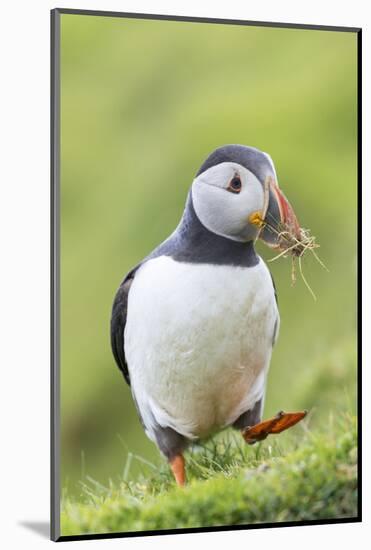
269, 223, 327, 300
255, 208, 328, 301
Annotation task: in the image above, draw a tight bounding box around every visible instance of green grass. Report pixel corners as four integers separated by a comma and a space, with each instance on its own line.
61, 413, 358, 536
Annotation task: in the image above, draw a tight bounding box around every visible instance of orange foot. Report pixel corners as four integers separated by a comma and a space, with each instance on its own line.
242, 410, 308, 445
169, 454, 186, 486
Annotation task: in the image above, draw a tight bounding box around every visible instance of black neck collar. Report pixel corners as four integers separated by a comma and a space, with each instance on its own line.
151, 192, 259, 268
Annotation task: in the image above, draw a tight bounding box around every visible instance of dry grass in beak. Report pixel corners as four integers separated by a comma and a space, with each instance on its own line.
255, 195, 328, 301
268, 223, 328, 301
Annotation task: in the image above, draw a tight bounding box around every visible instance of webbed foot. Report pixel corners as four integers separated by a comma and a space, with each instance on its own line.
242, 410, 307, 445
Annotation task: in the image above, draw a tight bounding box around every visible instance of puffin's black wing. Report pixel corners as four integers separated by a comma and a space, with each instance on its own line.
269, 269, 278, 306
270, 271, 280, 346
110, 268, 138, 386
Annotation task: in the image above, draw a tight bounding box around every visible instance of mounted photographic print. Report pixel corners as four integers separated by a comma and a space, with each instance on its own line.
51, 8, 361, 542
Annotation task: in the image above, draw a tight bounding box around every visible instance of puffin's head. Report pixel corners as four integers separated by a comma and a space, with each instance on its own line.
191, 144, 301, 247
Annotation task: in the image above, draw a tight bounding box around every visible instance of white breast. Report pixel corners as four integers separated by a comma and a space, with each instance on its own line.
124, 256, 279, 441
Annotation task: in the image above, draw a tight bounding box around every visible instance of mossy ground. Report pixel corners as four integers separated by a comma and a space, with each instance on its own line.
61, 413, 358, 537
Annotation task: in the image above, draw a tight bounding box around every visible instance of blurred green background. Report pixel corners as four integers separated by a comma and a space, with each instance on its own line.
60, 14, 357, 495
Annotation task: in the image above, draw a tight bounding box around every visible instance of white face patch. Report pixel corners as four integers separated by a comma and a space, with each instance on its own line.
192, 162, 265, 242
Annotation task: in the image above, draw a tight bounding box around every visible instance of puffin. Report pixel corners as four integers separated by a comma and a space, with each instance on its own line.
111, 144, 307, 486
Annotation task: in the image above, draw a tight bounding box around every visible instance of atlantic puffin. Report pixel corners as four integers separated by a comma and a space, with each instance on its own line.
111, 145, 307, 486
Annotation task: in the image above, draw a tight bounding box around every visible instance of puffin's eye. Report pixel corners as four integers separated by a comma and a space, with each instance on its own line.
228, 175, 242, 194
